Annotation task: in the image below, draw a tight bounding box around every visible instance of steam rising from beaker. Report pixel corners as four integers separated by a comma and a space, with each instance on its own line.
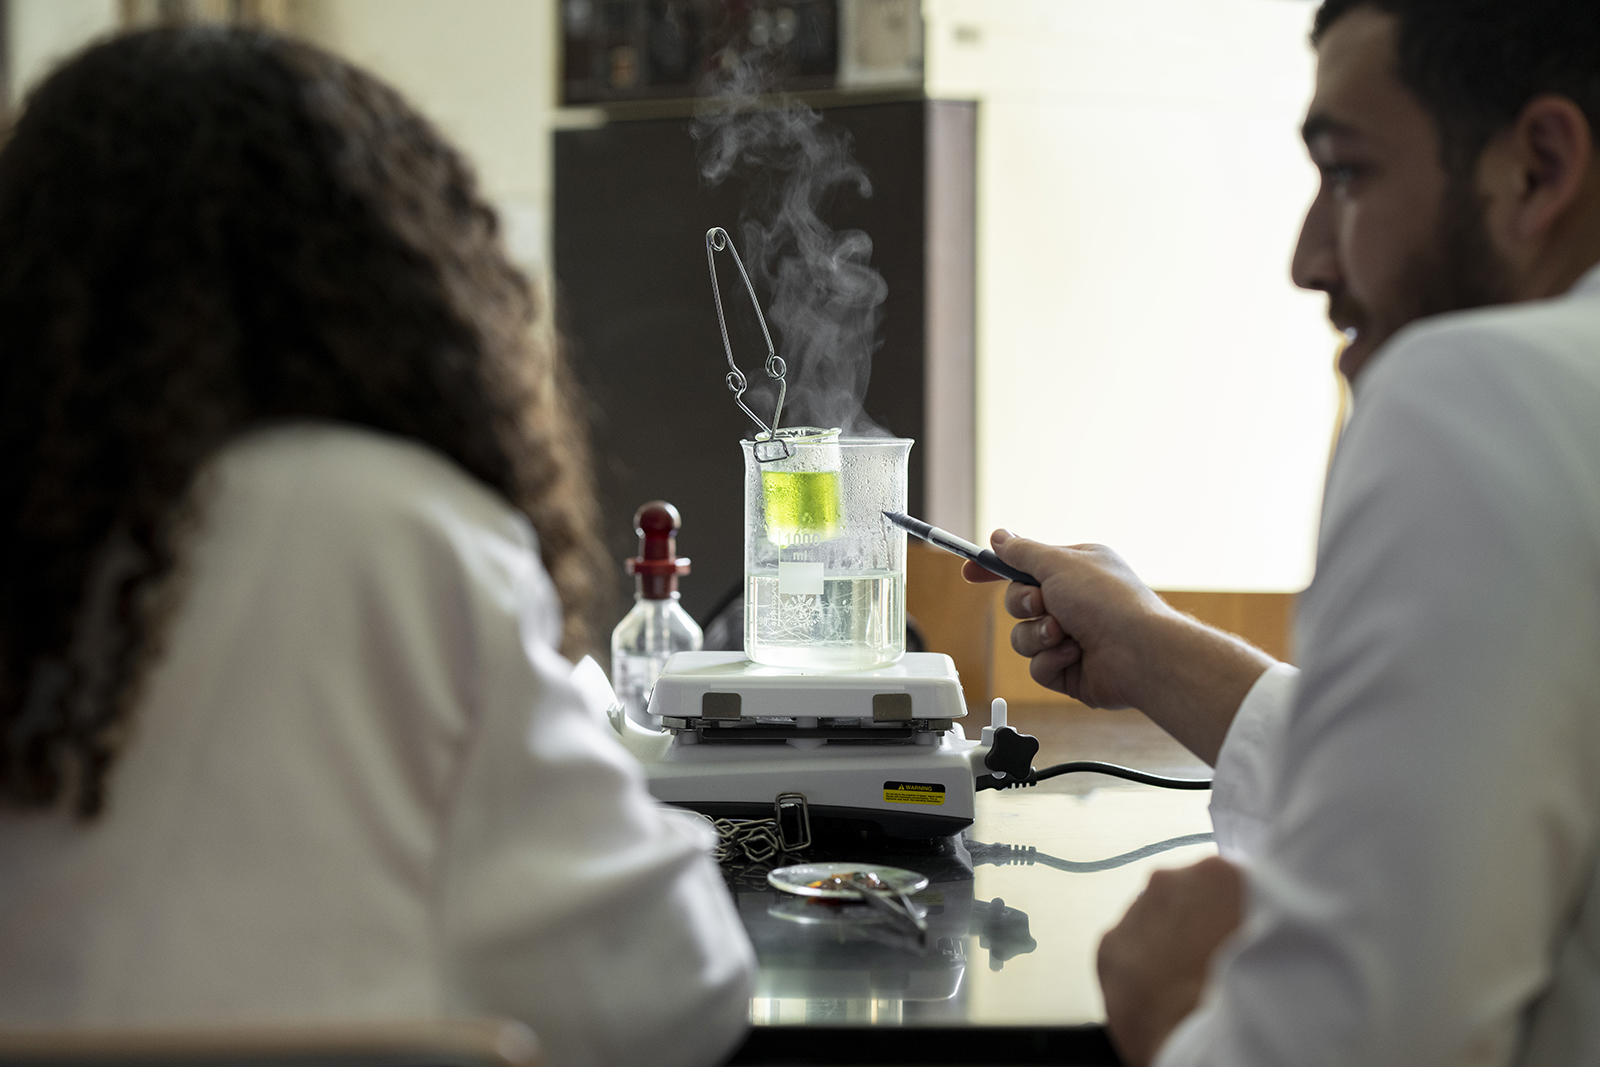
693, 58, 889, 436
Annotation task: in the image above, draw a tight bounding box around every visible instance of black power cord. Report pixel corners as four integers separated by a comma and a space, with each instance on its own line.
977, 760, 1213, 792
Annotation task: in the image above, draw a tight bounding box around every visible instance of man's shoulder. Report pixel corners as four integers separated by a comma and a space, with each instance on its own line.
1353, 288, 1600, 460
1371, 286, 1600, 400
1342, 286, 1600, 510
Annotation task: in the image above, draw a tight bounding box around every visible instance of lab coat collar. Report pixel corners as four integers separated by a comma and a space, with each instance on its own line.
1353, 262, 1600, 399
1570, 260, 1600, 298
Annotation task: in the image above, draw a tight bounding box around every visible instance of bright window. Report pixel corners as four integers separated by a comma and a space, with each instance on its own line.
926, 0, 1338, 591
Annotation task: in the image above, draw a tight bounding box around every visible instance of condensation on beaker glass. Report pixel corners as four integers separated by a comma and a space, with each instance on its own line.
743, 436, 911, 669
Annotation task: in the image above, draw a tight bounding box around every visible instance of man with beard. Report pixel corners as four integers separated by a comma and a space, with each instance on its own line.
972, 1, 1600, 1064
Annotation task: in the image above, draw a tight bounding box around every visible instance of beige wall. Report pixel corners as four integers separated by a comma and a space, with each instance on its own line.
7, 0, 118, 105
926, 0, 1338, 594
294, 0, 557, 275
5, 0, 558, 276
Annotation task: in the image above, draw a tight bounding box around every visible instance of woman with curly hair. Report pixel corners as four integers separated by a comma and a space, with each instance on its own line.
0, 26, 753, 1067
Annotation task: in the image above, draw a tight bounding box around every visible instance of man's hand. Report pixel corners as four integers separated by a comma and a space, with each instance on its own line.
963, 536, 1173, 710
964, 531, 1276, 765
1098, 856, 1245, 1067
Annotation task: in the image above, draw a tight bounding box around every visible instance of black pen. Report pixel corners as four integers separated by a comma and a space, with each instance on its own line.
883, 511, 1040, 587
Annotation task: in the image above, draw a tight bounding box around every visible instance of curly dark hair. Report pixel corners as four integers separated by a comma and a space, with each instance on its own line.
0, 27, 603, 817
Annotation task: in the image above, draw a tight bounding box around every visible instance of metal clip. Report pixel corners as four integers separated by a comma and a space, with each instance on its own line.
773, 792, 812, 851
706, 226, 790, 456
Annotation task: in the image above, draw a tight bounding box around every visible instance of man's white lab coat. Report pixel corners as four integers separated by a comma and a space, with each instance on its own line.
1162, 267, 1600, 1066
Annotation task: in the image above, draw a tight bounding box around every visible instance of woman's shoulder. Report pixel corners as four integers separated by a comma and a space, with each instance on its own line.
210, 420, 534, 549
193, 421, 553, 639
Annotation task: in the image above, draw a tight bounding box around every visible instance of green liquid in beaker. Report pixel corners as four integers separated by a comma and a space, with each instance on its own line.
761, 469, 842, 546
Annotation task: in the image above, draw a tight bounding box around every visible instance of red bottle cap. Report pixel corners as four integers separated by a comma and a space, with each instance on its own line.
625, 501, 691, 600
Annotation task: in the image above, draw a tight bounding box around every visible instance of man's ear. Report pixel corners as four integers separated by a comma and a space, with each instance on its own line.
1495, 95, 1594, 244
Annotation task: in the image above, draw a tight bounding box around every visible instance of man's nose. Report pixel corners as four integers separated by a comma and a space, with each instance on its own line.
1291, 188, 1340, 293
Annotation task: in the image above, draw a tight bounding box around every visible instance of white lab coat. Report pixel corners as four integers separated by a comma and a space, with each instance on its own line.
1160, 266, 1600, 1066
0, 423, 756, 1067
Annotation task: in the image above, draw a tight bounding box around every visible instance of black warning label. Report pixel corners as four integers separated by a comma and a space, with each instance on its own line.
882, 780, 946, 806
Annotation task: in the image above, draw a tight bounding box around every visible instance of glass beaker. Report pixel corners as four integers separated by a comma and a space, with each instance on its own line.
743, 434, 912, 669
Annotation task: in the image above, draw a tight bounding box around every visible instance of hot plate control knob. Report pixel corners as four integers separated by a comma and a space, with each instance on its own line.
983, 727, 1040, 782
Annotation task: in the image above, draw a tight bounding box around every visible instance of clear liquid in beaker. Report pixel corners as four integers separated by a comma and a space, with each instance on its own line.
744, 569, 906, 670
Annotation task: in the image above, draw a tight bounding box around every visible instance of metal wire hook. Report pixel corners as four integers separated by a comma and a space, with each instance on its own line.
707, 226, 787, 441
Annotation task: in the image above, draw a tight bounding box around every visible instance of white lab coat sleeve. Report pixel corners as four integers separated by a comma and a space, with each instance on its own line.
432, 512, 755, 1067
1156, 319, 1600, 1067
1208, 663, 1299, 863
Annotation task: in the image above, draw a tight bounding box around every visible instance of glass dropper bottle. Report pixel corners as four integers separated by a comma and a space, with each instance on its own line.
610, 501, 702, 727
